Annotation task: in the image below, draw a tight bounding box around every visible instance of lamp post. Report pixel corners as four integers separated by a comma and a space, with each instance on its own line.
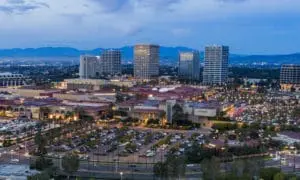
120, 172, 123, 180
10, 150, 14, 162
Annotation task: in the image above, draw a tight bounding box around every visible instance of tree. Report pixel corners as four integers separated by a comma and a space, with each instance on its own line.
259, 168, 281, 180
273, 172, 285, 180
144, 133, 153, 145
62, 153, 80, 179
166, 155, 186, 179
39, 106, 51, 120
147, 118, 160, 125
257, 86, 267, 94
291, 86, 296, 92
65, 111, 74, 119
244, 158, 264, 178
172, 104, 183, 125
34, 130, 47, 156
153, 154, 186, 179
74, 107, 86, 119
172, 104, 190, 126
201, 156, 220, 180
31, 157, 53, 171
292, 107, 300, 118
185, 143, 218, 163
231, 160, 246, 177
216, 173, 251, 180
27, 171, 50, 180
3, 139, 12, 147
288, 177, 297, 180
153, 162, 168, 179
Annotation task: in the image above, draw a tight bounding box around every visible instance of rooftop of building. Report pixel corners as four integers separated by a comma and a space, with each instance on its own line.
134, 44, 160, 47
281, 64, 300, 67
185, 101, 220, 109
130, 86, 202, 100
279, 131, 300, 140
132, 108, 164, 113
0, 72, 24, 77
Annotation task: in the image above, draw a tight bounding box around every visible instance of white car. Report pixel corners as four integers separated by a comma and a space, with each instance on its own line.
11, 159, 19, 163
146, 152, 155, 157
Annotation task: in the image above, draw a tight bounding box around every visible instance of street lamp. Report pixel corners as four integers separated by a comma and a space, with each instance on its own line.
120, 172, 123, 180
10, 150, 14, 162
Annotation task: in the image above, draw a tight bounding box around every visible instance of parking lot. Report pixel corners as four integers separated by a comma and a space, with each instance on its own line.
42, 124, 208, 165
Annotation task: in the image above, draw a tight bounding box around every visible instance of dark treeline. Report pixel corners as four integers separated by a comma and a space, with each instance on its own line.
229, 67, 280, 79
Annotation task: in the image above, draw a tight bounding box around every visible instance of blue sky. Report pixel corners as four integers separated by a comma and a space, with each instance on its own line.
0, 0, 299, 54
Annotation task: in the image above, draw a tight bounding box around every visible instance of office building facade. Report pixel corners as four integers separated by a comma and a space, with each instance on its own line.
79, 55, 100, 79
134, 44, 159, 79
178, 51, 200, 81
101, 50, 121, 75
280, 64, 300, 84
280, 64, 300, 92
0, 73, 27, 87
203, 46, 229, 85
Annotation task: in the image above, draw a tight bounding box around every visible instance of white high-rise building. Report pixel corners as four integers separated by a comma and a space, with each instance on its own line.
203, 46, 229, 85
178, 51, 200, 81
79, 55, 100, 79
134, 44, 159, 79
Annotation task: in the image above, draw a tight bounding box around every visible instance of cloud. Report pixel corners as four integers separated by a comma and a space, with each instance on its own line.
217, 0, 247, 2
7, 0, 25, 4
0, 0, 300, 53
88, 0, 128, 12
88, 0, 181, 13
60, 13, 87, 24
171, 28, 191, 36
0, 0, 49, 14
121, 25, 143, 36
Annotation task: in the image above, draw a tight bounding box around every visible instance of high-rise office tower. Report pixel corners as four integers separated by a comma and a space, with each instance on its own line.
203, 46, 229, 85
101, 50, 121, 75
280, 64, 300, 84
178, 51, 200, 81
134, 44, 159, 79
79, 55, 99, 79
280, 64, 300, 91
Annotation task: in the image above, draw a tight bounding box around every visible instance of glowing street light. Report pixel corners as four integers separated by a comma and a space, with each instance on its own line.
120, 172, 123, 180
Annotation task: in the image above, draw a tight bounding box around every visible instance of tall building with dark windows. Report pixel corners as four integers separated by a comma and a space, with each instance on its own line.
203, 45, 229, 85
101, 49, 121, 75
280, 64, 300, 91
178, 51, 200, 81
280, 64, 300, 84
134, 44, 159, 79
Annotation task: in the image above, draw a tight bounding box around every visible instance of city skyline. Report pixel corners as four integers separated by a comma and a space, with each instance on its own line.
0, 0, 299, 54
1, 0, 300, 179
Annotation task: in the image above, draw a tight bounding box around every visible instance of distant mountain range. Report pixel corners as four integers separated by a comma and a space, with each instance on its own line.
0, 46, 299, 65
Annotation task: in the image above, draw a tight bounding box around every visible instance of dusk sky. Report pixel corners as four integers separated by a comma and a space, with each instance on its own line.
0, 0, 299, 54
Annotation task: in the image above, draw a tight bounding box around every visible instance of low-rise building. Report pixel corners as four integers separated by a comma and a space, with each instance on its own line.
52, 91, 116, 103
61, 78, 135, 91
0, 72, 27, 87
